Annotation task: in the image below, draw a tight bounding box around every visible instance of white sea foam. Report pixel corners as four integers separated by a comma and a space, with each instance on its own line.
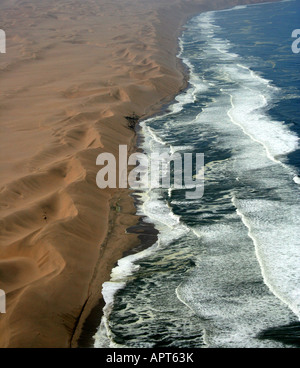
232, 195, 300, 320
227, 88, 299, 161
95, 2, 300, 348
178, 213, 298, 347
175, 5, 300, 347
293, 175, 300, 184
94, 242, 159, 348
145, 125, 166, 147
195, 11, 299, 167
170, 145, 194, 154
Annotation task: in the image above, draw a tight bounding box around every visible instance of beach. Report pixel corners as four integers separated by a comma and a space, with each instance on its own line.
0, 0, 278, 348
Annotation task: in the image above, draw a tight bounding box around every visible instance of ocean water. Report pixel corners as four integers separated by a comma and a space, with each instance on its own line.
94, 0, 300, 348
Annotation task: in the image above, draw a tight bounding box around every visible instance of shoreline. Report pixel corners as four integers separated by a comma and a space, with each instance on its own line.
73, 0, 280, 349
73, 50, 190, 349
71, 6, 195, 347
0, 0, 279, 348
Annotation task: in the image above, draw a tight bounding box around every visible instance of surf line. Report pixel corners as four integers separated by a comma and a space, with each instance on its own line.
226, 89, 300, 182
226, 91, 279, 164
231, 195, 300, 319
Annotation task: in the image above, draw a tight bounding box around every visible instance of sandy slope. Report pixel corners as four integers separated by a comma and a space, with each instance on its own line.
0, 0, 277, 348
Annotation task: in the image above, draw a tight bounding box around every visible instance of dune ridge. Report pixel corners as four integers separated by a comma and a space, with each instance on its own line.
0, 0, 277, 348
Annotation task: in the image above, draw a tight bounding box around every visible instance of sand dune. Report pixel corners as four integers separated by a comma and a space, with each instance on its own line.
0, 0, 278, 348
